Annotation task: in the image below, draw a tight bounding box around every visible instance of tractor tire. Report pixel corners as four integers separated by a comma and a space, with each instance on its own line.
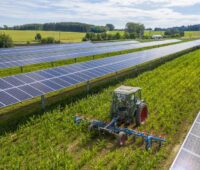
118, 131, 128, 146
135, 103, 149, 126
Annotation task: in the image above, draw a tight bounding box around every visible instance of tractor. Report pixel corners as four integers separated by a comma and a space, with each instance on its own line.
110, 86, 148, 126
74, 86, 166, 150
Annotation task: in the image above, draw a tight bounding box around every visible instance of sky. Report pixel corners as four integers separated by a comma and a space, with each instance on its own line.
0, 0, 200, 28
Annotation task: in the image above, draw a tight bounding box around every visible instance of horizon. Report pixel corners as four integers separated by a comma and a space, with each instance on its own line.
1, 0, 200, 29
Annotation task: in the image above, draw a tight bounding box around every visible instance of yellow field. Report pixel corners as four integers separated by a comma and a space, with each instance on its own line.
0, 30, 85, 44
184, 31, 200, 39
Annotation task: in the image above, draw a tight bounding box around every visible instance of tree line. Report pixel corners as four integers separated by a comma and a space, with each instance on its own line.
1, 22, 115, 33
155, 24, 200, 31
83, 22, 145, 41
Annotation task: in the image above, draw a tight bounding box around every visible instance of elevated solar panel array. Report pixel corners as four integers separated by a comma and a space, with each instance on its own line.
171, 111, 200, 170
0, 40, 139, 58
0, 39, 180, 69
0, 40, 200, 108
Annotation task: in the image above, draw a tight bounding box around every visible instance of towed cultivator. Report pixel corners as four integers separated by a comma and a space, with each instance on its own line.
74, 116, 166, 150
74, 86, 166, 150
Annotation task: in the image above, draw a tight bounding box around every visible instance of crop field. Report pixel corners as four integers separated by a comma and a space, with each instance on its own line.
0, 30, 85, 44
1, 49, 200, 169
184, 31, 200, 39
144, 31, 165, 36
109, 30, 165, 36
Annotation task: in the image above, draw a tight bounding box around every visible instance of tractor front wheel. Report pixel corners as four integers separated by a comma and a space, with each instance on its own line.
135, 103, 149, 126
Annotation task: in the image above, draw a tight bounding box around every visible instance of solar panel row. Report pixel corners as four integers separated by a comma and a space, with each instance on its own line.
0, 40, 200, 109
0, 40, 139, 56
170, 111, 200, 170
0, 39, 180, 69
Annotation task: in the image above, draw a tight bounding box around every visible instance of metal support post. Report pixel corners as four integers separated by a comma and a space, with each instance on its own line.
41, 95, 46, 111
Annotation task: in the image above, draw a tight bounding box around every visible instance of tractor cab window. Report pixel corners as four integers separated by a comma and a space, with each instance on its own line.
115, 93, 129, 111
134, 91, 141, 100
131, 94, 135, 100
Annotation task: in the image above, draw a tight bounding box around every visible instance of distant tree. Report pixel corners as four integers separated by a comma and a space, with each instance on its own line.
164, 29, 184, 38
106, 24, 115, 31
130, 33, 137, 39
114, 32, 121, 39
35, 33, 42, 41
123, 32, 130, 39
3, 25, 8, 30
41, 37, 55, 44
125, 22, 145, 38
101, 32, 107, 40
0, 34, 13, 48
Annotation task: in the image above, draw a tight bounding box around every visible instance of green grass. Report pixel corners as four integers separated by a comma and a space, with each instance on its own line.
109, 30, 165, 36
0, 49, 200, 169
184, 31, 200, 39
144, 31, 165, 36
0, 30, 85, 44
0, 41, 182, 77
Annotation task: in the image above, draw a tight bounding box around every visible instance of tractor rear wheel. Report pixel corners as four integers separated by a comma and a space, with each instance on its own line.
135, 103, 149, 126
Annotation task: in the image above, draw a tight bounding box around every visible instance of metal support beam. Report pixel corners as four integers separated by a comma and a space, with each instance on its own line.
20, 66, 23, 73
86, 81, 90, 92
41, 95, 46, 111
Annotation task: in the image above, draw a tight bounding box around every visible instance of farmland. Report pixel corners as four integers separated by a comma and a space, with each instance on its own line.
184, 31, 200, 39
1, 49, 200, 169
1, 30, 200, 45
109, 30, 165, 37
0, 30, 85, 44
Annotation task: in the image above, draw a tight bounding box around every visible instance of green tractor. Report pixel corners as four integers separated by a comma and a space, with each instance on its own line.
110, 85, 149, 126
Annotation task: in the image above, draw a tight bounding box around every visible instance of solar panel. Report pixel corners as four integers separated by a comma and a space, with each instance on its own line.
0, 40, 200, 108
0, 39, 180, 69
170, 111, 200, 170
0, 40, 139, 59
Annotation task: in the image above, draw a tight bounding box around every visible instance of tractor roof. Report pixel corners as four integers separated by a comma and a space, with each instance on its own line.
114, 86, 141, 95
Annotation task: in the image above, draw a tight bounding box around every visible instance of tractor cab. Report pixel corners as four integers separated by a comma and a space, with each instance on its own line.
110, 86, 148, 126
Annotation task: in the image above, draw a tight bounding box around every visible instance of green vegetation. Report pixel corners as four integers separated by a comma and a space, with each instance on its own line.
41, 37, 57, 44
125, 22, 145, 38
144, 31, 165, 36
0, 41, 182, 77
0, 34, 13, 48
106, 24, 115, 31
35, 33, 42, 41
0, 49, 200, 169
83, 32, 123, 41
184, 31, 200, 39
5, 22, 108, 33
0, 30, 85, 44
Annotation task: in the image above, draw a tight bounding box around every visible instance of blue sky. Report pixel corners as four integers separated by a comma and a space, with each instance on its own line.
1, 0, 200, 28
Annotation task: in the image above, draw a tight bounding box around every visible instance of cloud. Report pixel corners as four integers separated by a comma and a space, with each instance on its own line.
0, 0, 200, 28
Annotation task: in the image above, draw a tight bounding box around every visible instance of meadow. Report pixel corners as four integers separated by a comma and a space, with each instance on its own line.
0, 30, 85, 44
0, 49, 200, 169
109, 30, 165, 36
1, 30, 200, 45
184, 31, 200, 39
